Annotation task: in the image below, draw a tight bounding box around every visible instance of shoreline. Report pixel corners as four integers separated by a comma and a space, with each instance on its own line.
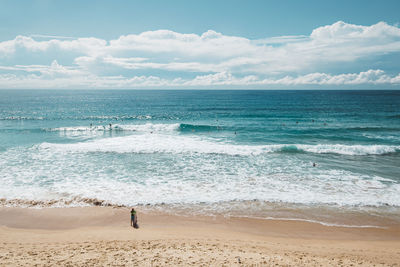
1, 207, 400, 266
2, 197, 400, 229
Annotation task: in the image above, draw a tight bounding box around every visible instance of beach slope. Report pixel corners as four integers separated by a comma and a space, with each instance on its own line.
1, 207, 400, 266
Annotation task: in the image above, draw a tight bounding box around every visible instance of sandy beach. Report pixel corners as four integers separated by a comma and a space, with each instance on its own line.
0, 207, 399, 266
2, 0, 400, 264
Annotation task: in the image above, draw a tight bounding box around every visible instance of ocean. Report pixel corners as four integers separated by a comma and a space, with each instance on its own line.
1, 90, 399, 227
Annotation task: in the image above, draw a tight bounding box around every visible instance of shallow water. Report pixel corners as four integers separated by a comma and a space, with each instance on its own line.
1, 90, 399, 227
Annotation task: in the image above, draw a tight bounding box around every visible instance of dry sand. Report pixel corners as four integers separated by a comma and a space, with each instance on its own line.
0, 207, 399, 266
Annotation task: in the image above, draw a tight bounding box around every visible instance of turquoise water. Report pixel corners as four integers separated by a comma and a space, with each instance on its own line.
1, 90, 399, 226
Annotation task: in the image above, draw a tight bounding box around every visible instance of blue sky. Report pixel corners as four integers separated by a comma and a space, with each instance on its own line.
0, 0, 400, 89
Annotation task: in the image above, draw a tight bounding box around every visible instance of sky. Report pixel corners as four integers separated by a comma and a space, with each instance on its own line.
0, 0, 400, 89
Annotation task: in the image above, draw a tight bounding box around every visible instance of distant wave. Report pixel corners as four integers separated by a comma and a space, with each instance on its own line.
179, 123, 224, 132
80, 115, 152, 120
46, 122, 228, 134
0, 115, 153, 121
42, 123, 400, 144
0, 116, 45, 120
47, 123, 180, 133
284, 126, 400, 134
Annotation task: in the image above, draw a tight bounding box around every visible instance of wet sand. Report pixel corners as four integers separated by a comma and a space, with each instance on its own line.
0, 207, 399, 266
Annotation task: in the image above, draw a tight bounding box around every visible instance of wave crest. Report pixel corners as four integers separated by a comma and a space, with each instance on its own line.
38, 133, 400, 156
295, 144, 399, 155
48, 123, 180, 133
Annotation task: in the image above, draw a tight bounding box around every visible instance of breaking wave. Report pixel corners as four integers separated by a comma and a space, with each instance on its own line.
47, 123, 180, 133
38, 133, 400, 156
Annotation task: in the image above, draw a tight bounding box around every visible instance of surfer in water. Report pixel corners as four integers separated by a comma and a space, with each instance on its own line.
130, 208, 139, 228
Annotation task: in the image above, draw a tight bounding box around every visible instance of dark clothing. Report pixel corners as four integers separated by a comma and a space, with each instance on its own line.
130, 210, 138, 228
131, 211, 136, 223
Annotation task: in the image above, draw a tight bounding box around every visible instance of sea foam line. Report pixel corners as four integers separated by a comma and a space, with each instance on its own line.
47, 123, 180, 133
239, 215, 387, 229
38, 134, 400, 156
0, 198, 388, 229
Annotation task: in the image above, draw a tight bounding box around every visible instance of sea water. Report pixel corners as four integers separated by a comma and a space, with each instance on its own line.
0, 90, 399, 227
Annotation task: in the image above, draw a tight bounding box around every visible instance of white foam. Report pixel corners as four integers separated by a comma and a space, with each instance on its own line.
38, 134, 400, 156
2, 141, 400, 208
82, 115, 152, 120
47, 123, 181, 138
114, 123, 180, 132
0, 116, 44, 120
1, 131, 400, 223
38, 134, 271, 155
45, 123, 400, 156
297, 144, 399, 155
49, 123, 180, 133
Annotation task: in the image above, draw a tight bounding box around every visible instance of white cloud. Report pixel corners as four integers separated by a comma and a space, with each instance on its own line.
0, 35, 107, 56
0, 60, 85, 77
0, 21, 400, 88
184, 70, 400, 86
258, 70, 400, 85
0, 59, 398, 89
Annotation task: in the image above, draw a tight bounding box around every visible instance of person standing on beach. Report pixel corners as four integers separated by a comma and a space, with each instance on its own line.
130, 208, 138, 228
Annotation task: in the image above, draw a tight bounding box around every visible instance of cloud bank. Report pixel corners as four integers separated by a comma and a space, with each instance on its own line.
0, 21, 400, 89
